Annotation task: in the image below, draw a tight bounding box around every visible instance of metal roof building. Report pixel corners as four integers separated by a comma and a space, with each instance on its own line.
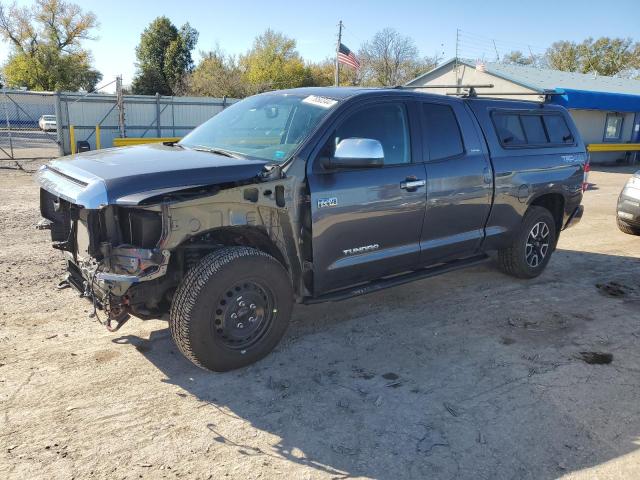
407, 58, 640, 163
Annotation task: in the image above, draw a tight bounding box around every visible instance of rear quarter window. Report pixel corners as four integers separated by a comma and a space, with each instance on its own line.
520, 115, 547, 144
543, 115, 574, 144
493, 113, 526, 146
492, 111, 574, 147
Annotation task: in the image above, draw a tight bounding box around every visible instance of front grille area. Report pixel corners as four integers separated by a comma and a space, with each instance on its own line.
40, 188, 74, 249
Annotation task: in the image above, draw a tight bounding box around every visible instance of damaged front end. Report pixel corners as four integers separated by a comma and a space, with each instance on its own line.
35, 148, 301, 331
37, 182, 172, 330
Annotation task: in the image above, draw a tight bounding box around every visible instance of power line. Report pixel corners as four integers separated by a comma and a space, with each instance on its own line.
458, 39, 546, 55
458, 29, 548, 52
454, 29, 550, 66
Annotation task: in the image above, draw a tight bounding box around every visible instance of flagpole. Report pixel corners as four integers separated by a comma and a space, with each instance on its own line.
334, 20, 343, 87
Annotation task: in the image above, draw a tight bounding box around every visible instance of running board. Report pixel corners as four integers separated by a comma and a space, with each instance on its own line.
303, 254, 490, 304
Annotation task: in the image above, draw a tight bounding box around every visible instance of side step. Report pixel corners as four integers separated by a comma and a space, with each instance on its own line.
302, 254, 490, 304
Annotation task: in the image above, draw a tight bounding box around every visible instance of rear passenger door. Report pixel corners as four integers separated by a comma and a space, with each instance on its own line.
419, 100, 493, 264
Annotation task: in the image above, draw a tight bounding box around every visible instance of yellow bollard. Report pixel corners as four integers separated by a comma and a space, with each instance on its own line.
70, 125, 76, 155
95, 124, 101, 150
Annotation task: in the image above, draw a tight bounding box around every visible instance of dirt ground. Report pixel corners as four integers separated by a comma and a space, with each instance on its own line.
1, 164, 640, 480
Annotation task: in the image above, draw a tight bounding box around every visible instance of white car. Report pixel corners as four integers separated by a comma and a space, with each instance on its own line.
38, 115, 57, 132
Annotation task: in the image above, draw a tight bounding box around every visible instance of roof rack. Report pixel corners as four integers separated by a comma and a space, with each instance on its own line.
397, 84, 495, 89
393, 83, 493, 91
398, 84, 565, 102
397, 84, 494, 98
447, 89, 565, 101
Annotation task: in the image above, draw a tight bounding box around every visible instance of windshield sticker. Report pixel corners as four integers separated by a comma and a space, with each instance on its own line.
273, 150, 285, 160
302, 95, 338, 109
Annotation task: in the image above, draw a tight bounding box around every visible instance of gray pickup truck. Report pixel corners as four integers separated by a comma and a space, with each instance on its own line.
36, 87, 587, 371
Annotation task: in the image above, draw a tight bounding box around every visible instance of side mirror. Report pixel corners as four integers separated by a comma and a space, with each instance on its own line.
326, 138, 384, 169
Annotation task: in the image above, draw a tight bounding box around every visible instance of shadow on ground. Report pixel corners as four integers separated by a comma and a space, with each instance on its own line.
113, 249, 640, 479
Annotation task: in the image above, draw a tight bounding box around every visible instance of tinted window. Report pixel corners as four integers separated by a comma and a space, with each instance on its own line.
333, 103, 410, 165
422, 103, 464, 160
521, 115, 548, 144
543, 115, 573, 144
493, 113, 526, 145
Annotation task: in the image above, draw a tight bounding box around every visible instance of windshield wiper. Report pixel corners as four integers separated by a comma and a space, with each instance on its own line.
190, 145, 244, 159
162, 140, 183, 147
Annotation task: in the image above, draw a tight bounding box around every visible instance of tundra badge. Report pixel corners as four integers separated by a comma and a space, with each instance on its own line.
343, 244, 380, 256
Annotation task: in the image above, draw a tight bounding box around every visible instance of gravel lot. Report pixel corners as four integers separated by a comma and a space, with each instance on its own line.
1, 165, 639, 480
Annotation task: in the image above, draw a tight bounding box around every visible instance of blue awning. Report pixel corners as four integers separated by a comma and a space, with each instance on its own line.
550, 88, 640, 113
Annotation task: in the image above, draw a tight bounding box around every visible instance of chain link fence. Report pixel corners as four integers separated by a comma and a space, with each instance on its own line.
57, 92, 236, 155
0, 89, 237, 169
0, 90, 59, 162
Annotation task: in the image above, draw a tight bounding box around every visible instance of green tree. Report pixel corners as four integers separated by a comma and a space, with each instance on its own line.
307, 59, 335, 86
546, 41, 582, 72
240, 29, 311, 92
187, 47, 248, 98
307, 58, 360, 87
546, 37, 640, 76
578, 37, 639, 76
0, 0, 102, 91
132, 17, 199, 95
502, 50, 534, 66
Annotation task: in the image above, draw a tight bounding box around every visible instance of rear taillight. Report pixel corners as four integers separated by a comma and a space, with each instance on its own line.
582, 160, 590, 192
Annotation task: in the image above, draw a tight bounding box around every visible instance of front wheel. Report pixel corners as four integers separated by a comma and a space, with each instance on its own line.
170, 246, 293, 372
497, 206, 557, 279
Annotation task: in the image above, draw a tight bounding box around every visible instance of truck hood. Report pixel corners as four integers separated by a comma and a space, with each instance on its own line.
35, 143, 269, 208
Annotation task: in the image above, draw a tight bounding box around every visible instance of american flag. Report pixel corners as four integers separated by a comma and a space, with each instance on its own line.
338, 43, 361, 69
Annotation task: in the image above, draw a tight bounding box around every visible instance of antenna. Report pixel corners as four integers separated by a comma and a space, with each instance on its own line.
334, 21, 343, 87
116, 75, 126, 138
454, 29, 460, 91
528, 46, 536, 65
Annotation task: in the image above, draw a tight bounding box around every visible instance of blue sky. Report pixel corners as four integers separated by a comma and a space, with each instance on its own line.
1, 0, 639, 91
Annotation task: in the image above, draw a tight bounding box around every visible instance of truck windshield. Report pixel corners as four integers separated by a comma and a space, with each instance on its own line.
179, 93, 339, 163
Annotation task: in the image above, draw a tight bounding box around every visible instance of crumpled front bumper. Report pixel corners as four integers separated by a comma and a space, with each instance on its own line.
64, 247, 170, 300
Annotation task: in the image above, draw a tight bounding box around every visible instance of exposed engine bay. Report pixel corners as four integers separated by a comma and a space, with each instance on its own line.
37, 163, 307, 331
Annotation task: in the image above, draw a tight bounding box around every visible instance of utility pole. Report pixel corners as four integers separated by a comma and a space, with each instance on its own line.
2, 88, 14, 159
454, 29, 461, 93
334, 20, 343, 87
493, 40, 500, 62
528, 46, 536, 66
115, 75, 126, 138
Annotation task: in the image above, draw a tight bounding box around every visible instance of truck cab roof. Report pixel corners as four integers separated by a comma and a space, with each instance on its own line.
266, 86, 569, 111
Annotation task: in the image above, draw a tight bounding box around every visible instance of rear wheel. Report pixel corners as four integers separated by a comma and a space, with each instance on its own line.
617, 217, 640, 236
498, 206, 557, 279
170, 246, 293, 372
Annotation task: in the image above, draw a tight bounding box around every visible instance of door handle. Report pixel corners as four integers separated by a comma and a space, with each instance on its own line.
400, 179, 426, 191
483, 167, 492, 184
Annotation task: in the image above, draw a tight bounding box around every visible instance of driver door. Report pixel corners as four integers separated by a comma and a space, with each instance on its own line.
307, 100, 427, 294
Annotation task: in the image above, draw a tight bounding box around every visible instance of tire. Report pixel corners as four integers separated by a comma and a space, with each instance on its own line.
497, 206, 557, 279
170, 246, 293, 372
617, 217, 640, 236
